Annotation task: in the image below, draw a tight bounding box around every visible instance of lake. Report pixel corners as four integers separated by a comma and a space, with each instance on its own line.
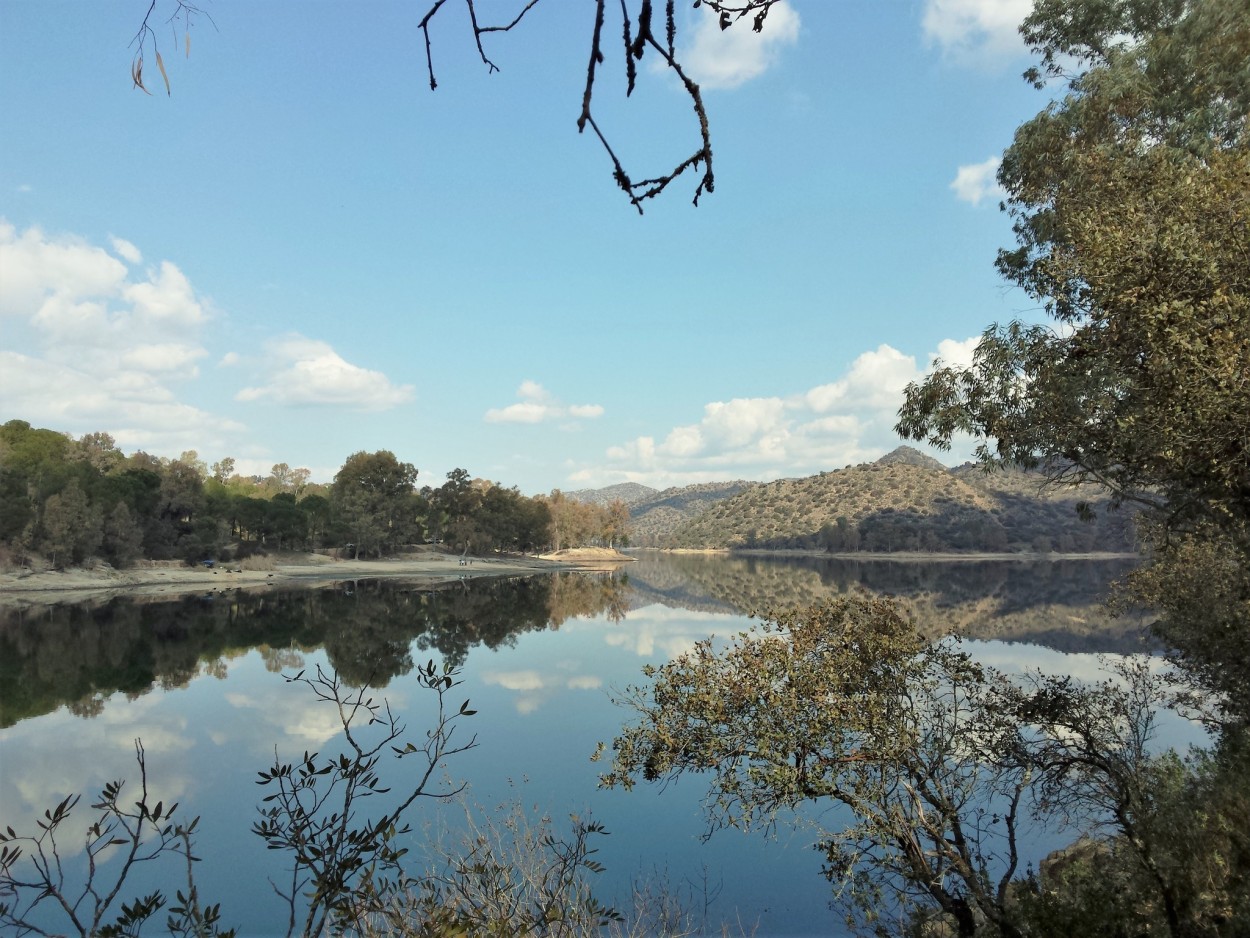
0, 554, 1201, 936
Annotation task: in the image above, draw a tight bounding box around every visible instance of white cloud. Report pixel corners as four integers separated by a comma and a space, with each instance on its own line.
110, 236, 142, 264
235, 334, 414, 410
922, 0, 1031, 60
123, 260, 206, 328
950, 156, 1005, 206
805, 344, 920, 414
577, 339, 981, 488
119, 343, 208, 374
485, 381, 604, 425
0, 221, 128, 316
0, 351, 244, 451
0, 222, 242, 454
679, 0, 800, 90
933, 336, 979, 369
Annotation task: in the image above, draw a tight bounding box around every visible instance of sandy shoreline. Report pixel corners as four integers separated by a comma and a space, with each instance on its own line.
0, 549, 631, 608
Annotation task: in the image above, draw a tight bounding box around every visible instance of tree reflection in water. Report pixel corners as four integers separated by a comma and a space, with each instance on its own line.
0, 571, 632, 726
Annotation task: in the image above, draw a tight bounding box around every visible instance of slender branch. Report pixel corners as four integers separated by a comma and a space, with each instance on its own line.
415, 0, 778, 211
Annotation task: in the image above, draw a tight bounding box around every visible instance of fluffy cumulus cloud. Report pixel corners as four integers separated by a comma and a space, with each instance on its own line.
922, 0, 1031, 59
679, 0, 800, 90
485, 381, 604, 425
235, 334, 414, 410
0, 221, 242, 452
582, 340, 979, 488
950, 156, 1005, 206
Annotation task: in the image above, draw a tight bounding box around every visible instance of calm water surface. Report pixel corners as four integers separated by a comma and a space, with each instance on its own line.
0, 555, 1201, 936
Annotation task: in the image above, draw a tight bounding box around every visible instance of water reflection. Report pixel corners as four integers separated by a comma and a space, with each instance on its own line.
0, 556, 1175, 936
625, 553, 1151, 652
0, 572, 631, 726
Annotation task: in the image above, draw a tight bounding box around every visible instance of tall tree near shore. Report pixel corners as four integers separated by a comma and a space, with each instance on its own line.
601, 499, 631, 550
895, 0, 1250, 719
40, 479, 102, 568
101, 501, 144, 568
331, 451, 419, 559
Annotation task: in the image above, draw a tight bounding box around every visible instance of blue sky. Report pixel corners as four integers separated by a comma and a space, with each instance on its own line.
0, 0, 1048, 495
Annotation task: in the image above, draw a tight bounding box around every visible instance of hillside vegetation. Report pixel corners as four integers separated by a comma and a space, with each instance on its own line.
617, 481, 755, 547
605, 448, 1136, 554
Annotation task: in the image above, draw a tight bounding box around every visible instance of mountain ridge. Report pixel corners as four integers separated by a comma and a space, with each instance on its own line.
570, 447, 1135, 554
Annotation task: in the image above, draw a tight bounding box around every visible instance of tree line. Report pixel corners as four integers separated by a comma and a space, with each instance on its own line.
0, 420, 631, 568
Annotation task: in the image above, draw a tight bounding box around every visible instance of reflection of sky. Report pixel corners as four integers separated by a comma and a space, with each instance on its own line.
0, 595, 1207, 937
959, 639, 1209, 754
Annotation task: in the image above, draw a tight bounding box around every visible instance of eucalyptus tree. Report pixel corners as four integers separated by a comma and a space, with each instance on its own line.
895, 0, 1250, 720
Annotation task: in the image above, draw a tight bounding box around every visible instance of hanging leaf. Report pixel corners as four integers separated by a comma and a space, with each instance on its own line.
156, 50, 170, 96
185, 31, 191, 59
132, 56, 152, 95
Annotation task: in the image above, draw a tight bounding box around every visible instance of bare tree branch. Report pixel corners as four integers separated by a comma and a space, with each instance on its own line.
417, 0, 782, 213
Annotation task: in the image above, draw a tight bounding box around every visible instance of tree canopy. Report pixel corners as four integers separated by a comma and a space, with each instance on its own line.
897, 0, 1248, 536
895, 0, 1250, 721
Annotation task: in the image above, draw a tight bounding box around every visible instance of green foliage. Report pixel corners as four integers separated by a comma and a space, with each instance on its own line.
543, 491, 635, 553
600, 598, 1039, 936
602, 597, 1249, 937
896, 0, 1249, 728
897, 0, 1249, 540
331, 451, 420, 559
1014, 730, 1250, 937
102, 501, 146, 568
1126, 524, 1250, 724
0, 422, 614, 567
41, 478, 103, 568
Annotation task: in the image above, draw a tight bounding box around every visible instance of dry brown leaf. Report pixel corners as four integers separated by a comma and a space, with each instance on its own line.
156, 50, 170, 95
132, 56, 152, 95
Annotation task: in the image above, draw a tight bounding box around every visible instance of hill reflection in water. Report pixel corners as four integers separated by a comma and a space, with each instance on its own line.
625, 552, 1150, 653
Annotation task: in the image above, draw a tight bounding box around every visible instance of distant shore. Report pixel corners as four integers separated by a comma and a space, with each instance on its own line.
0, 548, 632, 608
632, 547, 1140, 562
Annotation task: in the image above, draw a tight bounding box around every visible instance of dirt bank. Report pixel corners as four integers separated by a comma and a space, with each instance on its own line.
0, 549, 622, 608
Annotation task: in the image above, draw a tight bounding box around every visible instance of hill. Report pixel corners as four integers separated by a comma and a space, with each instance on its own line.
565, 482, 658, 508
627, 481, 756, 547
567, 447, 1136, 554
663, 452, 1135, 554
876, 445, 951, 472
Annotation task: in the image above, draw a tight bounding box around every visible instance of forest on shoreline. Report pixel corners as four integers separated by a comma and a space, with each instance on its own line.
0, 419, 629, 571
